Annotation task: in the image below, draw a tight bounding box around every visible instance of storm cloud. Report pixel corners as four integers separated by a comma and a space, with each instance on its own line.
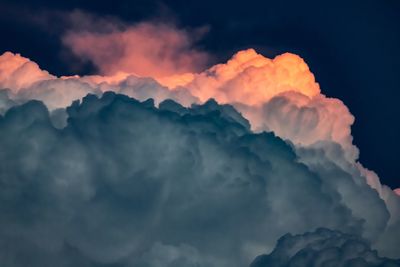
251, 228, 400, 267
0, 92, 398, 266
0, 16, 399, 266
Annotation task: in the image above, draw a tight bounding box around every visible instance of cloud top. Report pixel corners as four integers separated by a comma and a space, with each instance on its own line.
0, 52, 54, 91
181, 49, 320, 105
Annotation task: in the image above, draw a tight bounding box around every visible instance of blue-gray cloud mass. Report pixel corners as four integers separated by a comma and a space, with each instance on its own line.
0, 92, 399, 266
251, 228, 400, 267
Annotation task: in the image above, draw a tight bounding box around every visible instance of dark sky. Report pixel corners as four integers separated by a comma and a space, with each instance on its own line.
0, 0, 399, 188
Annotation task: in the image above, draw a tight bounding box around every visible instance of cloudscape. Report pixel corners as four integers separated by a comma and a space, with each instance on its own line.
0, 3, 399, 267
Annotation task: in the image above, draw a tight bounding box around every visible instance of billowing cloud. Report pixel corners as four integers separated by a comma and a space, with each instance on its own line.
159, 49, 356, 160
0, 93, 397, 267
251, 228, 400, 267
0, 52, 54, 92
0, 18, 399, 266
180, 48, 320, 104
0, 49, 354, 155
0, 51, 200, 110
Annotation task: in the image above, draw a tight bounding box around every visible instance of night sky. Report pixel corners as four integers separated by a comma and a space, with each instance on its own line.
1, 0, 399, 188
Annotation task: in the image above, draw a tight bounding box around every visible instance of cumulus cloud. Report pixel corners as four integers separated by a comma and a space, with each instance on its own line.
0, 52, 54, 92
295, 142, 400, 256
181, 48, 320, 104
0, 51, 200, 110
0, 44, 396, 186
250, 228, 400, 267
240, 91, 357, 159
159, 49, 357, 161
0, 93, 382, 266
0, 49, 355, 156
0, 93, 398, 267
0, 20, 399, 265
0, 15, 379, 163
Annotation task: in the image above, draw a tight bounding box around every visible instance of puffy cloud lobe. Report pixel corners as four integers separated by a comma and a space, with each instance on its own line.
294, 142, 400, 257
0, 52, 54, 91
358, 165, 400, 226
181, 49, 320, 104
250, 228, 400, 267
238, 91, 357, 160
1, 93, 387, 267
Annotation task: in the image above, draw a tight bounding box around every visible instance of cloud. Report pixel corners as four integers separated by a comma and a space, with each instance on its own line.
395, 189, 400, 196
0, 89, 17, 114
240, 91, 357, 160
0, 49, 355, 156
0, 45, 395, 184
250, 228, 400, 267
62, 11, 210, 78
0, 52, 200, 111
0, 21, 399, 265
0, 93, 374, 266
133, 242, 221, 267
181, 49, 320, 104
295, 141, 400, 257
0, 93, 399, 267
0, 52, 54, 92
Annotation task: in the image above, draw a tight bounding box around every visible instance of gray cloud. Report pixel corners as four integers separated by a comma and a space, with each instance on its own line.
0, 93, 398, 267
0, 89, 17, 114
251, 228, 400, 267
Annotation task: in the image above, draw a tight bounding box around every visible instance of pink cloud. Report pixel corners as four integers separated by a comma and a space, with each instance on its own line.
395, 188, 400, 196
63, 21, 210, 78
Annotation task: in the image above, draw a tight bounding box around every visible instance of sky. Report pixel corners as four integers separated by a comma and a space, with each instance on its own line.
0, 0, 400, 266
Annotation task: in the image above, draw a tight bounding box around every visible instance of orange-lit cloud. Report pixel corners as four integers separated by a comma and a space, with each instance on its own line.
0, 52, 54, 91
181, 49, 320, 105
